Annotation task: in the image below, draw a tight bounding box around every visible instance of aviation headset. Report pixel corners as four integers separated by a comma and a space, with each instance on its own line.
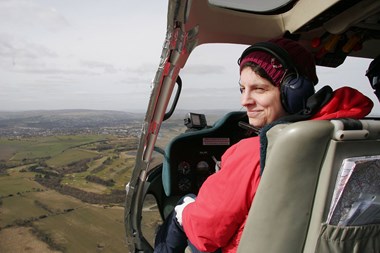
238, 41, 316, 114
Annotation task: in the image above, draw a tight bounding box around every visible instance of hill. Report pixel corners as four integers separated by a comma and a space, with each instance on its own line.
0, 109, 144, 137
0, 109, 143, 129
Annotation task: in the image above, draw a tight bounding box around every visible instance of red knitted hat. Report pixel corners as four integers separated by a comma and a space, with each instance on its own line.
239, 38, 318, 87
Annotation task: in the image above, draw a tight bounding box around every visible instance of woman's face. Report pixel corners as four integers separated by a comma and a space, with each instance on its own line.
240, 67, 288, 128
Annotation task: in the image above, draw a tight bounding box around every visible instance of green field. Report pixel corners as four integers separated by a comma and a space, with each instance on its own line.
34, 205, 126, 253
1, 135, 108, 162
0, 170, 42, 196
0, 135, 138, 253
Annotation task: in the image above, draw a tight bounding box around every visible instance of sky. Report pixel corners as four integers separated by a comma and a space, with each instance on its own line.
0, 0, 379, 115
0, 0, 169, 112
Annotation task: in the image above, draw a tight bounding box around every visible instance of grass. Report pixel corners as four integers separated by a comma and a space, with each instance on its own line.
0, 195, 48, 228
46, 148, 99, 168
61, 173, 109, 194
0, 134, 138, 252
0, 169, 45, 196
34, 206, 127, 253
0, 227, 61, 253
0, 168, 127, 252
0, 135, 108, 162
27, 190, 83, 212
1, 191, 127, 253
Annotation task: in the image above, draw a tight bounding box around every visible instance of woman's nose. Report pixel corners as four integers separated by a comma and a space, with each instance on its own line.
241, 91, 254, 107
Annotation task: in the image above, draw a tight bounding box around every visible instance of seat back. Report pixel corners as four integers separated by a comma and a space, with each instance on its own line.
237, 119, 380, 253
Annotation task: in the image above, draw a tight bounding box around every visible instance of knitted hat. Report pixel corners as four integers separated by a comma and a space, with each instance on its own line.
239, 38, 318, 87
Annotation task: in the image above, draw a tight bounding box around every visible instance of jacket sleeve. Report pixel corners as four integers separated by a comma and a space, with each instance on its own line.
181, 137, 261, 252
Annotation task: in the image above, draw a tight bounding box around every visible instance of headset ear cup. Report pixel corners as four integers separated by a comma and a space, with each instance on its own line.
281, 74, 315, 114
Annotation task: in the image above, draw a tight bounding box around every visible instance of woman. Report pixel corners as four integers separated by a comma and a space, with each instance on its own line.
154, 38, 373, 253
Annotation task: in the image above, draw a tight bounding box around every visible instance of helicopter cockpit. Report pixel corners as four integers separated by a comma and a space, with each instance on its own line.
125, 1, 380, 252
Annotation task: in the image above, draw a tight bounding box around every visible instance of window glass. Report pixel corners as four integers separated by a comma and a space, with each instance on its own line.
141, 194, 162, 246
174, 43, 379, 116
316, 56, 380, 116
159, 44, 380, 149
209, 0, 294, 13
175, 44, 380, 119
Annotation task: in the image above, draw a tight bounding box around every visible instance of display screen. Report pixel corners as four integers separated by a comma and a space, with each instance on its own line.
191, 114, 201, 126
185, 112, 207, 129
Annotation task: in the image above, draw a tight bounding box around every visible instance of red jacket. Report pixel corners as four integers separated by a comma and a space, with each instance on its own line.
182, 87, 373, 253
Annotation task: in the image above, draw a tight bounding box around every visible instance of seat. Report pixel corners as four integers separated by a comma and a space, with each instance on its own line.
237, 119, 380, 253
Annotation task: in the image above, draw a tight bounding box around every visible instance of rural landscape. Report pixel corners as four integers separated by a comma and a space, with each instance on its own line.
0, 109, 227, 252
0, 110, 162, 253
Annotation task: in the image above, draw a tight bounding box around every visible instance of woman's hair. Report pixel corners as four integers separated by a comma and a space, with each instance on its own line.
241, 62, 276, 85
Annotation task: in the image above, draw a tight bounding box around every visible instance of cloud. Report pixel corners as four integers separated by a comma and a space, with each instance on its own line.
0, 0, 69, 32
0, 1, 168, 111
0, 34, 58, 67
80, 60, 118, 74
126, 63, 160, 75
12, 67, 100, 76
182, 64, 226, 75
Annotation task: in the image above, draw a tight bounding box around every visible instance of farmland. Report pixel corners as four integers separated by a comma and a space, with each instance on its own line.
0, 109, 186, 252
0, 134, 137, 252
0, 109, 225, 252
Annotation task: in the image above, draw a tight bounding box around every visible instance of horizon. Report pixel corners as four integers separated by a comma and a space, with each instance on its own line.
1, 108, 379, 118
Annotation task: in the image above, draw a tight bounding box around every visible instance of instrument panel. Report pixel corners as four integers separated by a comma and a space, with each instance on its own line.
163, 111, 252, 196
172, 145, 223, 194
176, 160, 214, 192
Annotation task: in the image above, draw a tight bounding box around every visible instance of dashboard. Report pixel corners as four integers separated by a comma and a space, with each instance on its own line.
162, 111, 254, 196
